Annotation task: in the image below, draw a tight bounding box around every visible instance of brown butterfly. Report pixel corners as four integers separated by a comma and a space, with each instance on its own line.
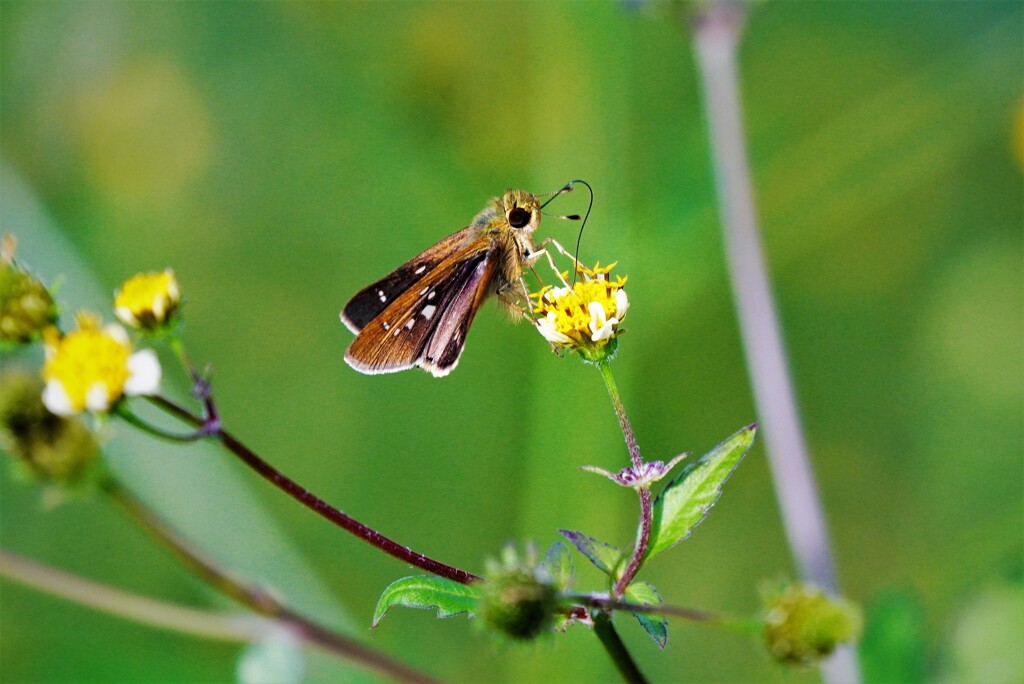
341, 183, 582, 377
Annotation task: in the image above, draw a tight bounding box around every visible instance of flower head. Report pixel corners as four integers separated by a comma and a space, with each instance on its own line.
479, 543, 559, 642
42, 312, 161, 416
532, 262, 629, 363
1, 369, 98, 484
762, 582, 863, 666
114, 269, 180, 332
0, 235, 58, 345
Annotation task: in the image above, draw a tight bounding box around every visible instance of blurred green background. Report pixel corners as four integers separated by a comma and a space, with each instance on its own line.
2, 1, 1021, 682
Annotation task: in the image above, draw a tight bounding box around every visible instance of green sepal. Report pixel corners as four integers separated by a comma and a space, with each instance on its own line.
559, 529, 624, 578
542, 541, 574, 592
625, 581, 668, 649
371, 575, 481, 628
645, 424, 756, 560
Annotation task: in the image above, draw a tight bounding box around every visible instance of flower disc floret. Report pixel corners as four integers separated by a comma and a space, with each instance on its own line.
42, 313, 161, 416
114, 269, 180, 331
532, 262, 629, 362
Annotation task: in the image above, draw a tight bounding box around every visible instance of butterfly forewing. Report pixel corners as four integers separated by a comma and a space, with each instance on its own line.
344, 240, 496, 376
341, 227, 476, 334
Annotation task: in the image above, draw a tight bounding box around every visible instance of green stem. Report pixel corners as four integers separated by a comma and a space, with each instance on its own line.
598, 361, 641, 468
592, 611, 649, 684
570, 593, 765, 635
597, 361, 651, 595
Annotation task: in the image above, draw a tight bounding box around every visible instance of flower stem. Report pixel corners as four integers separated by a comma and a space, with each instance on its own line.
597, 360, 641, 468
570, 593, 764, 635
592, 611, 649, 684
100, 476, 437, 683
597, 361, 652, 595
144, 393, 480, 586
613, 486, 652, 597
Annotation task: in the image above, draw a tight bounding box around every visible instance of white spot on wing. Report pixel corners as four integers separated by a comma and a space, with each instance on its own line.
422, 305, 437, 320
382, 322, 390, 330
405, 319, 415, 330
414, 265, 426, 275
427, 291, 436, 300
419, 287, 429, 296
377, 290, 387, 303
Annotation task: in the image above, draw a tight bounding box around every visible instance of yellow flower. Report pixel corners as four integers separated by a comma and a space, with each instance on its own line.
532, 262, 629, 362
42, 312, 161, 416
114, 269, 180, 331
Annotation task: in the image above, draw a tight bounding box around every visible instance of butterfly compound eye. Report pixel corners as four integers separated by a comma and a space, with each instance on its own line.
508, 207, 531, 229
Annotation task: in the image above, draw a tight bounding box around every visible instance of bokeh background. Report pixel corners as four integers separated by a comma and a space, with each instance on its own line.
2, 2, 1021, 682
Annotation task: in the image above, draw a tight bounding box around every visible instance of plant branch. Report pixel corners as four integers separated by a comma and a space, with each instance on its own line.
613, 486, 652, 597
570, 593, 763, 634
592, 610, 649, 684
0, 548, 268, 643
143, 393, 480, 585
101, 476, 437, 683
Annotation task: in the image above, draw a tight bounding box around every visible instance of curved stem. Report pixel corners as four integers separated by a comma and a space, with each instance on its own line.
102, 477, 437, 683
613, 486, 652, 597
144, 394, 480, 585
593, 611, 648, 684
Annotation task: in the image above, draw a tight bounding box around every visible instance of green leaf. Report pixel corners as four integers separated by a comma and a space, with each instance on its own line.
625, 582, 668, 649
559, 529, 623, 578
645, 424, 756, 560
543, 542, 574, 592
371, 575, 481, 628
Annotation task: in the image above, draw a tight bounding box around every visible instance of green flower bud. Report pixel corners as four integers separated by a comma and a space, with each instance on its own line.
0, 239, 58, 344
0, 369, 99, 484
480, 544, 559, 642
762, 582, 863, 666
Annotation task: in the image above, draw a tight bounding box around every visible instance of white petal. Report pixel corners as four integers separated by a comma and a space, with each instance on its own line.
587, 301, 608, 335
614, 289, 629, 320
124, 349, 162, 396
152, 297, 166, 319
590, 317, 618, 342
85, 382, 112, 412
103, 323, 130, 346
536, 318, 573, 345
42, 380, 76, 416
115, 306, 138, 327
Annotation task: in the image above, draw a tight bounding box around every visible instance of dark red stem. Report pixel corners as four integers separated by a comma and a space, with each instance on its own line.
146, 394, 480, 585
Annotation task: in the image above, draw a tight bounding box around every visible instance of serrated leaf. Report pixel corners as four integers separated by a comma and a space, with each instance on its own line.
543, 541, 574, 592
645, 424, 756, 560
559, 529, 623, 577
625, 582, 668, 649
371, 575, 481, 628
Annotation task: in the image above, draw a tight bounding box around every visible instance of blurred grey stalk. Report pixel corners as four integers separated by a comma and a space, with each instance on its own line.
690, 3, 861, 682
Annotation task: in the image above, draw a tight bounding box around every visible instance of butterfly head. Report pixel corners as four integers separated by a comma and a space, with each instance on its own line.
494, 189, 542, 235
